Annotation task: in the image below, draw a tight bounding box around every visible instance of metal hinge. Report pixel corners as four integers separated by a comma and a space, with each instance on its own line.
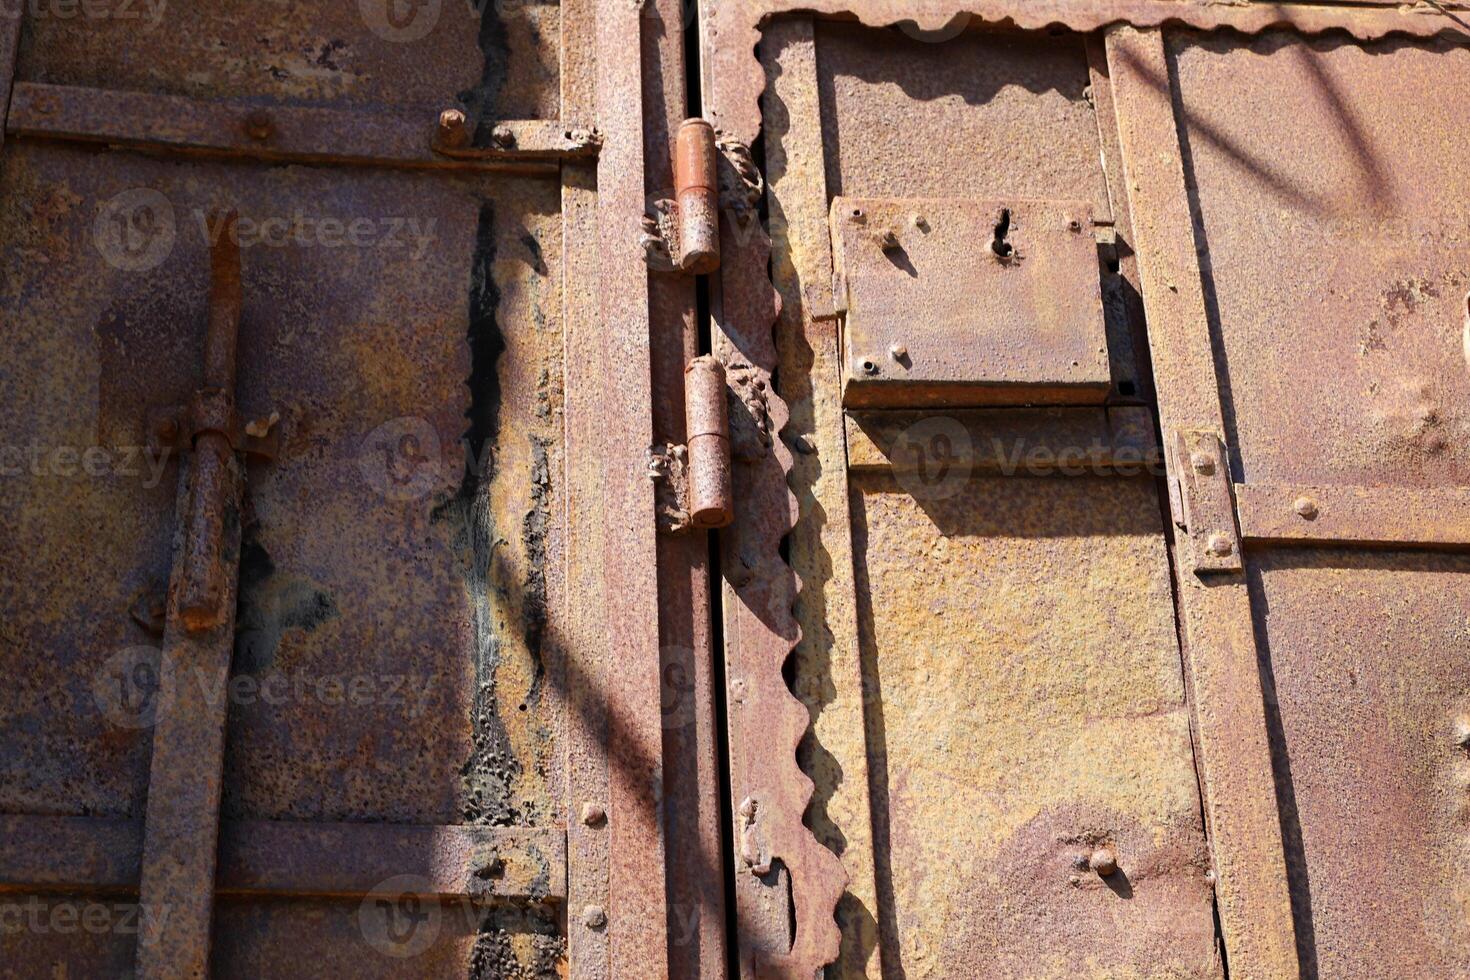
1167, 428, 1243, 574
650, 355, 733, 534
642, 119, 721, 274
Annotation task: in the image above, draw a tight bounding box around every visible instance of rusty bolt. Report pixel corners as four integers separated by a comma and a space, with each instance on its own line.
490, 125, 517, 149
911, 213, 929, 231
1088, 848, 1118, 877
1453, 715, 1470, 748
1206, 533, 1234, 558
1294, 496, 1319, 520
581, 802, 607, 827
582, 905, 607, 929
156, 416, 179, 442
890, 343, 908, 362
879, 229, 900, 249
438, 108, 468, 148
1190, 452, 1215, 475
244, 110, 273, 142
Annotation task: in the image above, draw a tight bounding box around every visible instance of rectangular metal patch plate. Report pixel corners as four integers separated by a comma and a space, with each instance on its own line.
831, 197, 1110, 408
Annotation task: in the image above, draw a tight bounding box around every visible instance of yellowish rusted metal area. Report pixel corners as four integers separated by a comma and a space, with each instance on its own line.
850, 474, 1217, 978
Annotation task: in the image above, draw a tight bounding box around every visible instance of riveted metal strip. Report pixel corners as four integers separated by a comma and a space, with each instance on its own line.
1107, 25, 1300, 977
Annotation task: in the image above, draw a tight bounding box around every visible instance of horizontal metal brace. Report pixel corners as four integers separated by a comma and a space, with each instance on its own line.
846, 406, 1159, 477
0, 815, 567, 902
1235, 482, 1470, 551
6, 82, 582, 175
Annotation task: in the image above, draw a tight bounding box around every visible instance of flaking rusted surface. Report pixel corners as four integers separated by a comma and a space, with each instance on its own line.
849, 474, 1218, 978
1170, 30, 1470, 488
1249, 549, 1470, 978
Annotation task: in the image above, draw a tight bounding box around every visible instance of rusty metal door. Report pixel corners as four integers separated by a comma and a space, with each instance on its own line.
0, 1, 718, 977
697, 3, 1470, 979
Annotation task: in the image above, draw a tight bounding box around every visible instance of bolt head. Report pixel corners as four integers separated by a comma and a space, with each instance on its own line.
1206, 533, 1234, 557
582, 905, 607, 929
890, 343, 908, 361
1294, 496, 1319, 520
581, 802, 607, 827
1190, 452, 1215, 475
438, 108, 468, 147
244, 110, 273, 142
1088, 847, 1118, 877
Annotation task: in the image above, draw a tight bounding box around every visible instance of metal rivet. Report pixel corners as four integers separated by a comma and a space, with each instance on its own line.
879, 229, 899, 249
438, 108, 468, 148
581, 803, 607, 827
911, 213, 928, 231
890, 344, 907, 361
1190, 452, 1215, 475
1294, 496, 1319, 520
244, 110, 273, 142
582, 905, 607, 929
490, 125, 516, 149
1206, 533, 1234, 557
1088, 848, 1118, 877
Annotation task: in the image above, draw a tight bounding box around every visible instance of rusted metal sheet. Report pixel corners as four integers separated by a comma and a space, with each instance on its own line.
848, 473, 1219, 978
706, 0, 1470, 125
702, 6, 850, 977
1236, 484, 1470, 550
1168, 30, 1470, 490
764, 18, 881, 977
846, 406, 1157, 476
1106, 25, 1301, 978
0, 815, 566, 901
831, 197, 1111, 407
1248, 550, 1470, 978
6, 82, 579, 174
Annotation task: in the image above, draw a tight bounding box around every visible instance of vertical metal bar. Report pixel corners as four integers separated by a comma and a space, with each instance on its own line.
0, 7, 21, 153
593, 0, 670, 972
135, 225, 248, 980
1105, 26, 1300, 978
762, 17, 882, 979
560, 0, 612, 976
702, 7, 848, 980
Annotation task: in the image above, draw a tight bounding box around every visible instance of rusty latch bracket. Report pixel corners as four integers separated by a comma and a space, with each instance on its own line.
1168, 428, 1244, 575
431, 110, 602, 160
650, 355, 733, 533
146, 400, 280, 462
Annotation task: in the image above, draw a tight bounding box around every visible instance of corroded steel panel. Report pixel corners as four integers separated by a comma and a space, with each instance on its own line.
813, 21, 1106, 205
832, 197, 1110, 407
1170, 31, 1470, 488
1249, 550, 1470, 978
849, 474, 1219, 978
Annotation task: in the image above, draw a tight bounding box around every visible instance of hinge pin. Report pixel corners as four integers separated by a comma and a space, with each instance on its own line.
674, 119, 720, 274
684, 356, 733, 529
